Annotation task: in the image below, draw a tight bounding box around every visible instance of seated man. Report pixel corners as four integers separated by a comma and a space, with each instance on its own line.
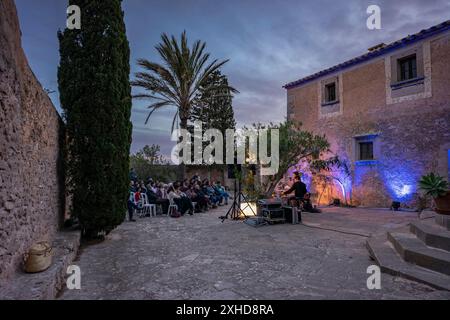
190, 184, 209, 212
202, 181, 220, 208
282, 173, 307, 209
214, 181, 230, 205
147, 185, 169, 215
127, 181, 138, 222
171, 183, 194, 215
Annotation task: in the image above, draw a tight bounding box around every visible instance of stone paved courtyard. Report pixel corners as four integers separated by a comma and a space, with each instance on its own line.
60, 206, 450, 300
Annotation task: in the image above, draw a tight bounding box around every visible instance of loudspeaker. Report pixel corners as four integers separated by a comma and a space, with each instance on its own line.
227, 164, 241, 179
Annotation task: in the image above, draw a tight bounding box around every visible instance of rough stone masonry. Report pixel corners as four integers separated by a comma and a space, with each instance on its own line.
0, 0, 65, 285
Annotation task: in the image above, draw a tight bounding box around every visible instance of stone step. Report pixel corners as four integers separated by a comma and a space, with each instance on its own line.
410, 221, 450, 252
387, 231, 450, 276
0, 230, 81, 300
366, 235, 450, 291
435, 214, 450, 231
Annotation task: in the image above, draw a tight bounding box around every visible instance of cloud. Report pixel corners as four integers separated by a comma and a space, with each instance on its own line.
15, 0, 450, 157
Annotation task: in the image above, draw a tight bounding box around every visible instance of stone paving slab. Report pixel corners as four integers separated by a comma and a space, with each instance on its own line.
59, 206, 450, 300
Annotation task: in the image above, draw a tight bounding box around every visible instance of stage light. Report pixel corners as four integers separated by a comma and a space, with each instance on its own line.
240, 202, 257, 217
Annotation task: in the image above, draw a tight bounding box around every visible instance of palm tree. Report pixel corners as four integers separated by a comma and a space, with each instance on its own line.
132, 31, 236, 179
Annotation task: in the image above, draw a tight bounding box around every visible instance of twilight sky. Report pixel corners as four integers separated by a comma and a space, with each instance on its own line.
14, 0, 450, 156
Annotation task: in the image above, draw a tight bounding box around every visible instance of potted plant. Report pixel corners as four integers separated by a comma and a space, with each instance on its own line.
419, 173, 450, 215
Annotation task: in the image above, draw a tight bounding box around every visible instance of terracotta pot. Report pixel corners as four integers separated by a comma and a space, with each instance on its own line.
434, 191, 450, 215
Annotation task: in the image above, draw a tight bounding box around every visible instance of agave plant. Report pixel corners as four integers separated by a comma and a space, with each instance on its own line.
419, 173, 449, 198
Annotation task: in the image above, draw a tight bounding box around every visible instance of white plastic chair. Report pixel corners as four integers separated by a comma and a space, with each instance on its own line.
141, 193, 156, 217
168, 197, 178, 217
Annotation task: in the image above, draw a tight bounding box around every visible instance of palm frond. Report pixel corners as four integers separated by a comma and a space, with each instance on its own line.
171, 110, 179, 133
132, 31, 234, 128
145, 101, 171, 124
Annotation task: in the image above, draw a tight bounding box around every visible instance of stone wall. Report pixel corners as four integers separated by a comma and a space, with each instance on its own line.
0, 0, 65, 283
287, 30, 450, 208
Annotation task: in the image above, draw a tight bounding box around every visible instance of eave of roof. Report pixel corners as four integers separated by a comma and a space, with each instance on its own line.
283, 20, 450, 90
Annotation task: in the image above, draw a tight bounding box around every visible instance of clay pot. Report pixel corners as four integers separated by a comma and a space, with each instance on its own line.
435, 191, 450, 215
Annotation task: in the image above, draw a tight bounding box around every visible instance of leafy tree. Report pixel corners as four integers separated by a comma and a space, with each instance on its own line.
254, 121, 330, 197
130, 145, 177, 182
58, 0, 132, 238
132, 32, 236, 179
136, 144, 168, 165
310, 156, 352, 205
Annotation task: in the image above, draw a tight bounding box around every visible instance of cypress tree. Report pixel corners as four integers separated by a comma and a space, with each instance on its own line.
191, 70, 236, 135
189, 70, 236, 164
58, 0, 132, 238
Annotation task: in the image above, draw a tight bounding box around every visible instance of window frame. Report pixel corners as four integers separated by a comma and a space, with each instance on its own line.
358, 141, 374, 161
324, 82, 337, 103
354, 134, 378, 164
398, 54, 417, 82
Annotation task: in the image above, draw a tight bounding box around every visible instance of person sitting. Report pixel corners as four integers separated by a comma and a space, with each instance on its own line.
191, 184, 209, 212
202, 180, 220, 208
190, 174, 200, 185
147, 184, 170, 215
156, 183, 167, 200
282, 173, 307, 209
134, 187, 145, 215
140, 181, 148, 194
134, 187, 142, 204
129, 180, 137, 193
214, 181, 230, 205
168, 184, 194, 216
180, 180, 190, 193
127, 181, 138, 222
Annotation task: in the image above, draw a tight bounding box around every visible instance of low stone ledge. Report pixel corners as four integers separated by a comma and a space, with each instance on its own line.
0, 230, 81, 300
435, 214, 450, 231
419, 210, 436, 220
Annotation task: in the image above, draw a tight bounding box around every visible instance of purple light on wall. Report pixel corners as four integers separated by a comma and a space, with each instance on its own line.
382, 165, 417, 202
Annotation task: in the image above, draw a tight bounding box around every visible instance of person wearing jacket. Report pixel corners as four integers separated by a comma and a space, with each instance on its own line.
282, 173, 308, 208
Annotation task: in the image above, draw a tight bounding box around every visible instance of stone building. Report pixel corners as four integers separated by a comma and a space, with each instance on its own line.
284, 21, 450, 207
